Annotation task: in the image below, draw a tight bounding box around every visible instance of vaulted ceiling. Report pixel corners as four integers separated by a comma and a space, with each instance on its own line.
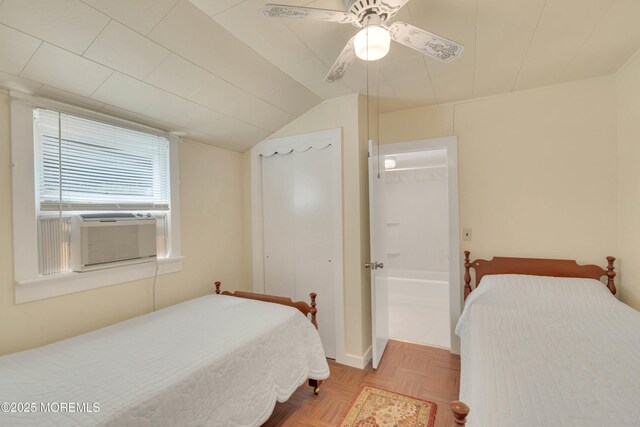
1, 0, 639, 152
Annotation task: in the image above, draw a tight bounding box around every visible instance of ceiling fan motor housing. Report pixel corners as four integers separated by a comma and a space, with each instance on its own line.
344, 0, 388, 26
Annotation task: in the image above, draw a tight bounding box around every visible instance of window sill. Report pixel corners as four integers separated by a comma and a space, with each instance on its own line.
14, 256, 184, 304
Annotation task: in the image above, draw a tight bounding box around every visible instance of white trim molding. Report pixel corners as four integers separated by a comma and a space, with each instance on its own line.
15, 257, 184, 304
337, 346, 372, 369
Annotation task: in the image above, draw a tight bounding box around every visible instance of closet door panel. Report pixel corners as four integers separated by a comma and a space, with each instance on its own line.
293, 147, 336, 358
261, 154, 295, 298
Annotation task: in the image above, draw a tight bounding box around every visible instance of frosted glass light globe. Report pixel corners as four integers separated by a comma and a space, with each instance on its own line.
354, 25, 391, 61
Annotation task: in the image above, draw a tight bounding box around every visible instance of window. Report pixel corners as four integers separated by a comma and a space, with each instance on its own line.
35, 109, 170, 212
10, 96, 182, 303
33, 109, 172, 276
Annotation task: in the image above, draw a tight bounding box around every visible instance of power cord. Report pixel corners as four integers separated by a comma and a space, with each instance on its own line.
152, 258, 159, 311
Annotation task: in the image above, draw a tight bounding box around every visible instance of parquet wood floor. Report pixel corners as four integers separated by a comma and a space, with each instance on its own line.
263, 340, 461, 427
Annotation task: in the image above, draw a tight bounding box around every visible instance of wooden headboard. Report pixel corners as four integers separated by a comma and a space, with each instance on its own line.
463, 251, 616, 300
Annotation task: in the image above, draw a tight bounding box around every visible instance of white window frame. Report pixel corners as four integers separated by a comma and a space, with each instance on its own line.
10, 91, 183, 304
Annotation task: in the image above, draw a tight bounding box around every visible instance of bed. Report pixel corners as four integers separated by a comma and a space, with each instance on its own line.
450, 252, 640, 427
0, 283, 329, 426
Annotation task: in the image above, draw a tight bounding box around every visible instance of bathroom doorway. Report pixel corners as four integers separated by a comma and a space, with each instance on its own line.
381, 137, 460, 351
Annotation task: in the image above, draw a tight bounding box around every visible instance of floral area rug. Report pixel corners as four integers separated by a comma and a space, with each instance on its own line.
339, 385, 437, 427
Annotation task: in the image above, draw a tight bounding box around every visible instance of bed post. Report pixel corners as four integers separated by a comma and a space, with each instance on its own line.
451, 401, 469, 426
606, 256, 616, 295
310, 292, 318, 329
464, 251, 472, 300
308, 292, 323, 395
214, 281, 221, 294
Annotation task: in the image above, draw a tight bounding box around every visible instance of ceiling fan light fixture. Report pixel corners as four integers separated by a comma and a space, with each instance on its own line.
354, 24, 390, 61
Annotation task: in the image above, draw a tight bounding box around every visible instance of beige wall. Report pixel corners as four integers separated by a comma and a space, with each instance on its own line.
0, 90, 249, 355
616, 52, 640, 310
381, 76, 619, 283
3, 64, 637, 359
261, 94, 372, 358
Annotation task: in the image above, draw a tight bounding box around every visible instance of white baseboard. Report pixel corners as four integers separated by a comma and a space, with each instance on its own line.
336, 346, 372, 369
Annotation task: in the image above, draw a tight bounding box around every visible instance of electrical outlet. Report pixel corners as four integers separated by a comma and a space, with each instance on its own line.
463, 228, 472, 241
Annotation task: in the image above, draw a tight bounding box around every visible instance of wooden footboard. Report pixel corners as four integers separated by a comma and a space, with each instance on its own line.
214, 281, 323, 395
214, 281, 318, 329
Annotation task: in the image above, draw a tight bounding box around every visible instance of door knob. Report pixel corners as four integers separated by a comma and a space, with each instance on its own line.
364, 262, 384, 270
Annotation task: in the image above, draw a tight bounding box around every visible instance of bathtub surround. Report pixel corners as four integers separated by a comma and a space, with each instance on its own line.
380, 142, 458, 350
387, 270, 450, 348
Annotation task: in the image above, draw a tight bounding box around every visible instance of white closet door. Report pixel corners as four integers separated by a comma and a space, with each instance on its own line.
261, 154, 295, 298
293, 147, 336, 358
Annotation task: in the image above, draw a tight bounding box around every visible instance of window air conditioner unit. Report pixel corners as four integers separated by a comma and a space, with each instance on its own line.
71, 213, 157, 272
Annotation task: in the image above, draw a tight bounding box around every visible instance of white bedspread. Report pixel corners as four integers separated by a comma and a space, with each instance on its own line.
456, 274, 640, 427
0, 294, 329, 426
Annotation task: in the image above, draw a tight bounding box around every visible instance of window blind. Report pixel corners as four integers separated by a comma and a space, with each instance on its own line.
34, 109, 170, 211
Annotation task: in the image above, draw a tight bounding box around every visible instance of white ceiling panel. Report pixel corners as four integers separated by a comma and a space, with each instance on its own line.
1, 0, 639, 152
0, 0, 109, 54
281, 55, 354, 99
380, 54, 438, 107
91, 71, 204, 125
213, 0, 315, 73
514, 0, 615, 91
81, 0, 181, 35
36, 85, 106, 111
145, 54, 212, 99
148, 1, 259, 87
233, 58, 320, 115
0, 24, 41, 75
21, 43, 112, 96
259, 78, 322, 116
341, 60, 395, 98
204, 122, 271, 151
191, 0, 253, 18
408, 0, 477, 102
188, 73, 247, 112
83, 21, 171, 79
223, 92, 294, 132
565, 0, 640, 81
474, 0, 546, 98
282, 16, 355, 69
90, 70, 268, 147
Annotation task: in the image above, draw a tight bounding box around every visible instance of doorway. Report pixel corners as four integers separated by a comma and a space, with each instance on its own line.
385, 148, 450, 347
370, 136, 461, 360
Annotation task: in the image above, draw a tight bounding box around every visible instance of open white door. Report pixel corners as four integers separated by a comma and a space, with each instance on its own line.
368, 140, 389, 369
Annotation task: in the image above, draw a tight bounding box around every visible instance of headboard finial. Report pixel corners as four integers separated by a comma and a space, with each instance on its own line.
606, 256, 616, 295
214, 281, 221, 294
463, 251, 472, 300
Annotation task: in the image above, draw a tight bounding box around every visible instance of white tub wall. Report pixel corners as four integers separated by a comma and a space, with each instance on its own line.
384, 166, 449, 273
387, 274, 451, 348
384, 155, 451, 348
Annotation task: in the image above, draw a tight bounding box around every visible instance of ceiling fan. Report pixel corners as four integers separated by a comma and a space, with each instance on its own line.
262, 0, 464, 83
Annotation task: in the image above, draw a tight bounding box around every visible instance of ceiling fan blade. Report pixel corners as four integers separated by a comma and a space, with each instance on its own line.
378, 0, 411, 19
325, 37, 357, 83
263, 4, 355, 23
388, 21, 463, 62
